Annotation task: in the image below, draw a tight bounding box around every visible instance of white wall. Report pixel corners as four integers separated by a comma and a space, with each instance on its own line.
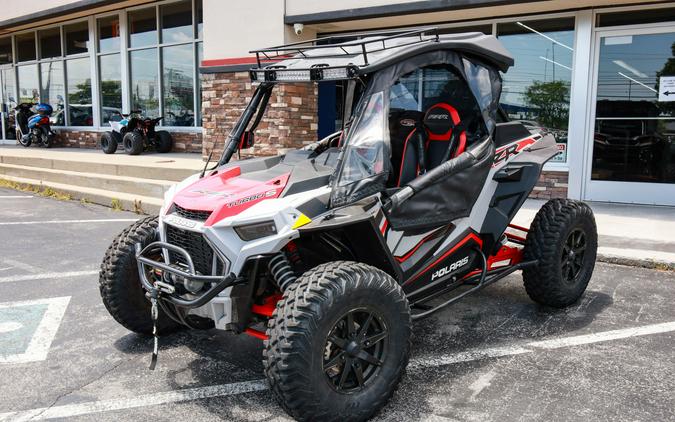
202, 0, 316, 60
0, 0, 82, 22
285, 0, 414, 16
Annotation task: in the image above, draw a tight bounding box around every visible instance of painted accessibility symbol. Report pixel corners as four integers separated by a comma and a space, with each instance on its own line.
0, 296, 70, 364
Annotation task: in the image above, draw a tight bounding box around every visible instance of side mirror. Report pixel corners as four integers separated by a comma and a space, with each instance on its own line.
239, 131, 254, 149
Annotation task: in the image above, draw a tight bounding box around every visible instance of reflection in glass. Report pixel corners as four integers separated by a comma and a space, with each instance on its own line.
592, 32, 675, 184
98, 15, 120, 53
0, 37, 11, 65
39, 28, 61, 59
16, 33, 36, 62
163, 44, 194, 126
40, 61, 65, 126
161, 0, 192, 44
17, 65, 39, 103
498, 18, 574, 163
129, 8, 157, 48
196, 0, 203, 39
65, 21, 89, 55
67, 58, 92, 126
2, 68, 16, 139
130, 49, 159, 116
99, 53, 122, 123
197, 42, 203, 125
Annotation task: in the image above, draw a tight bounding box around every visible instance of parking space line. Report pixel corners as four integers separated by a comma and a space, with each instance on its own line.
0, 270, 99, 284
0, 219, 138, 226
2, 319, 674, 421
0, 195, 34, 199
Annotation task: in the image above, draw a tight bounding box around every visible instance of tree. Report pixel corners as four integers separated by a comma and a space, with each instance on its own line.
523, 80, 570, 129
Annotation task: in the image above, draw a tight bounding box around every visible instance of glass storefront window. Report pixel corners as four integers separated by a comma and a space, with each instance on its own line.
39, 28, 61, 59
98, 15, 120, 53
99, 54, 122, 123
17, 65, 39, 104
163, 44, 194, 126
161, 0, 192, 44
0, 38, 13, 65
498, 18, 575, 163
67, 57, 92, 126
197, 42, 203, 125
65, 21, 89, 55
16, 33, 36, 62
129, 8, 157, 48
2, 67, 16, 139
592, 31, 675, 184
130, 49, 159, 116
40, 61, 65, 125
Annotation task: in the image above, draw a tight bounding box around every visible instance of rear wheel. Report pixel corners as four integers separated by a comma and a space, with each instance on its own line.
16, 127, 30, 147
155, 130, 172, 153
100, 131, 119, 154
99, 216, 181, 335
40, 127, 53, 148
522, 199, 598, 308
123, 131, 144, 155
264, 261, 411, 422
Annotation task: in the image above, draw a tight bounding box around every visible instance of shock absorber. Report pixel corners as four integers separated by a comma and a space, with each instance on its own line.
268, 252, 297, 292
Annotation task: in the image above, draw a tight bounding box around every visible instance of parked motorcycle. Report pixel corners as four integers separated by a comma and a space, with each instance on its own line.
100, 110, 172, 155
15, 103, 55, 148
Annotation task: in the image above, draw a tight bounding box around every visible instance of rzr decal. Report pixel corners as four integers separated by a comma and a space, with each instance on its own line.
493, 137, 538, 167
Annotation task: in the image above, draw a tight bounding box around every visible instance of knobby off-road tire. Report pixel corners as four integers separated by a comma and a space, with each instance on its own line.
100, 131, 118, 154
523, 199, 598, 308
99, 216, 181, 335
264, 261, 411, 422
155, 130, 172, 153
123, 131, 144, 155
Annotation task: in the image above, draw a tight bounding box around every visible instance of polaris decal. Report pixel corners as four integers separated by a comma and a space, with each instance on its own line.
493, 137, 538, 167
431, 256, 469, 281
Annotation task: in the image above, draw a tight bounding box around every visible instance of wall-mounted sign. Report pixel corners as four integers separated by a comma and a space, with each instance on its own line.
659, 76, 675, 102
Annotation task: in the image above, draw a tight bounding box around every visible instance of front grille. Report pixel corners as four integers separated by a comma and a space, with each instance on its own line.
165, 224, 215, 275
174, 204, 212, 221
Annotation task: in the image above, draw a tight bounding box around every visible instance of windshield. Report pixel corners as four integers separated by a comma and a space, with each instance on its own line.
337, 91, 387, 186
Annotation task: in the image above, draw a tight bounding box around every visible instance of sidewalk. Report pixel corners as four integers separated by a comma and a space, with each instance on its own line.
514, 199, 675, 270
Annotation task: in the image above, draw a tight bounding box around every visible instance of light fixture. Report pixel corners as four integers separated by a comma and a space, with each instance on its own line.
612, 60, 647, 78
539, 56, 571, 71
617, 72, 657, 93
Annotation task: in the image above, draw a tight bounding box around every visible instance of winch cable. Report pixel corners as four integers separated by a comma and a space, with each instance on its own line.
149, 286, 160, 370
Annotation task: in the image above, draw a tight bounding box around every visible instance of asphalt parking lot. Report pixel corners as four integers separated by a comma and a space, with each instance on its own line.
0, 187, 674, 422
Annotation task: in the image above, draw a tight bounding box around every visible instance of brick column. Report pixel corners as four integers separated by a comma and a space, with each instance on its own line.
530, 170, 569, 199
201, 71, 318, 160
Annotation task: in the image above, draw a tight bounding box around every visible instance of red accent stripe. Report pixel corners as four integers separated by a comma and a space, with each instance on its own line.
406, 232, 483, 284
201, 55, 290, 67
380, 220, 388, 235
244, 328, 268, 340
394, 229, 441, 263
508, 223, 530, 232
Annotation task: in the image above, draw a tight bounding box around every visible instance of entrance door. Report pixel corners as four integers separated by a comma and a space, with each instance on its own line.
585, 27, 675, 204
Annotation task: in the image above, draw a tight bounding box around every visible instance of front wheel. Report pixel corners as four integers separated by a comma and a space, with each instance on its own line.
264, 261, 411, 422
16, 127, 31, 147
122, 131, 144, 155
40, 127, 53, 148
100, 131, 119, 154
99, 216, 181, 335
522, 199, 598, 308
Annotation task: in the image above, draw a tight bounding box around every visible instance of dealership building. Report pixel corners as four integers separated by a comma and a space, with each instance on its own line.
0, 0, 673, 205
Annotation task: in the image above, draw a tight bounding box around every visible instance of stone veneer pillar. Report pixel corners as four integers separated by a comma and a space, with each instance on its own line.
201, 71, 318, 160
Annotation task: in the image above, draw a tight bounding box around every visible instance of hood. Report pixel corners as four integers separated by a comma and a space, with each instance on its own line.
171, 166, 290, 227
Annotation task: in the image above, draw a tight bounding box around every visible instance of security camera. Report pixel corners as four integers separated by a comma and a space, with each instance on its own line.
293, 23, 304, 36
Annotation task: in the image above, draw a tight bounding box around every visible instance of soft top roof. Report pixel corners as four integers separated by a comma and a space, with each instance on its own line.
249, 29, 514, 82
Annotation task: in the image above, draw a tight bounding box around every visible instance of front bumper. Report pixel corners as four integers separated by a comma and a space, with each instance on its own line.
135, 241, 240, 308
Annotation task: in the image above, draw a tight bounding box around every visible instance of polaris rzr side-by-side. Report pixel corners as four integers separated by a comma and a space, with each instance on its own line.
99, 30, 597, 422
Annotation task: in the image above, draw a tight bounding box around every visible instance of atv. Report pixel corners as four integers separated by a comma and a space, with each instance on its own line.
99, 29, 597, 422
100, 110, 172, 155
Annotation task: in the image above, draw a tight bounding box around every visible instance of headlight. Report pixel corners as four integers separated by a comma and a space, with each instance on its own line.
234, 220, 277, 241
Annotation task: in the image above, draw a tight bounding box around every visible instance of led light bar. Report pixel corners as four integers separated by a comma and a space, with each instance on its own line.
249, 65, 358, 82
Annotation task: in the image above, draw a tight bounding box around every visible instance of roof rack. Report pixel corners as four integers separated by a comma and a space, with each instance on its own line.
249, 27, 440, 68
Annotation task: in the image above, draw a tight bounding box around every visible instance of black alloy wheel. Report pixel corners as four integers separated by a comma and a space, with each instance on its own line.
323, 307, 388, 392
561, 228, 586, 283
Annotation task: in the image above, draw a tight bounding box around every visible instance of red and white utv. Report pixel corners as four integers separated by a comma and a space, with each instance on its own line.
99, 29, 597, 422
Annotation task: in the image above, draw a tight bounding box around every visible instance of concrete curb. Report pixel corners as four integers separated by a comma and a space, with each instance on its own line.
597, 254, 675, 272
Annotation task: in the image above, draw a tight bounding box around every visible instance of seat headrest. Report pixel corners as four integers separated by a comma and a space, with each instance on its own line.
423, 103, 461, 139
